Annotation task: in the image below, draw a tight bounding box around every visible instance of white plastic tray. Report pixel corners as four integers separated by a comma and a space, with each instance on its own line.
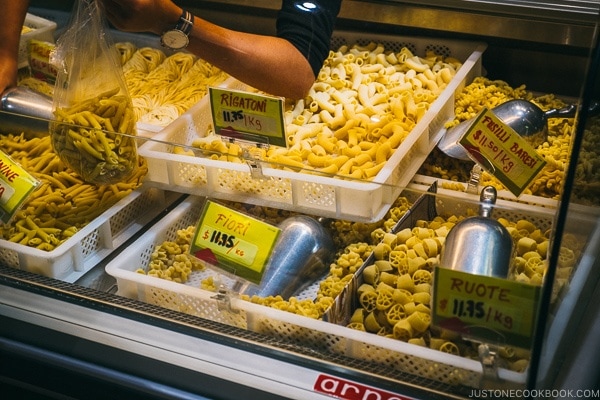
0, 186, 175, 282
137, 32, 487, 222
105, 195, 529, 389
410, 174, 559, 209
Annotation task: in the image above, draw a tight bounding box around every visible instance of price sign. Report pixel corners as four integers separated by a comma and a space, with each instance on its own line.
189, 200, 281, 285
459, 108, 546, 197
0, 150, 40, 224
209, 87, 287, 147
432, 266, 541, 348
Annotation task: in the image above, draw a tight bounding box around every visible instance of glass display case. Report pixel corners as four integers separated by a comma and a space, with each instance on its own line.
1, 1, 599, 398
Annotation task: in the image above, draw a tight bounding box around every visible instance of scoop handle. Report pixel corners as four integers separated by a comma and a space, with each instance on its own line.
479, 186, 497, 218
545, 100, 600, 118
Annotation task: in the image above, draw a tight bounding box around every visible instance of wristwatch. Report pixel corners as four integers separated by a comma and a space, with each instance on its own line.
160, 9, 194, 50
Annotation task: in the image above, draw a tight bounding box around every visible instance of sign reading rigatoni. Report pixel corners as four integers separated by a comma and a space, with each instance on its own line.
189, 200, 281, 284
0, 150, 39, 224
209, 87, 287, 147
459, 108, 546, 197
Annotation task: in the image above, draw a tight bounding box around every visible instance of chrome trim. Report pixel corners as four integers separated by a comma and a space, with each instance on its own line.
191, 0, 598, 47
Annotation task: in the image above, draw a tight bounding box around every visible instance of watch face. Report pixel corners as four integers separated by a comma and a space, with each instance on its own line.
161, 30, 189, 50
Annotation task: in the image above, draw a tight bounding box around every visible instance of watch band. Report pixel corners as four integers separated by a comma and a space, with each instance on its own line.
175, 9, 194, 36
160, 9, 195, 50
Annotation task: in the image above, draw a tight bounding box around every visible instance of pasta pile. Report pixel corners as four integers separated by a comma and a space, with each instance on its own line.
0, 132, 147, 251
418, 77, 576, 200
19, 41, 229, 127
192, 42, 463, 180
51, 88, 139, 184
137, 196, 411, 318
118, 43, 229, 126
137, 191, 562, 371
571, 114, 600, 204
138, 226, 205, 282
341, 213, 554, 371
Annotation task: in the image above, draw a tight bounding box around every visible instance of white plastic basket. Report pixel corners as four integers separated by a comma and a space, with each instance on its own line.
410, 174, 559, 209
325, 182, 556, 327
0, 186, 175, 282
105, 195, 529, 389
137, 32, 487, 222
19, 13, 57, 69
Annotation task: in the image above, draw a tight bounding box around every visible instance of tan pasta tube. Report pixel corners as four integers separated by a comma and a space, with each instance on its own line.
51, 88, 139, 184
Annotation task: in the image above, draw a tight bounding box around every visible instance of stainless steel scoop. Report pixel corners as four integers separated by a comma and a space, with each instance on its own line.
440, 186, 513, 278
438, 99, 597, 161
0, 86, 53, 137
243, 215, 335, 299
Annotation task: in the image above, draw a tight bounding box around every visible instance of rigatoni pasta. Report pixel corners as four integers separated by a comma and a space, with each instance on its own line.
192, 42, 463, 180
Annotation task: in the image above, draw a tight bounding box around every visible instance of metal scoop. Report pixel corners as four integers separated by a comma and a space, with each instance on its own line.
438, 99, 597, 161
0, 86, 53, 137
440, 186, 513, 278
243, 215, 335, 299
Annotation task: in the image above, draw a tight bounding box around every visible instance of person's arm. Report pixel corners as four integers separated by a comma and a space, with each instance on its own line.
100, 0, 340, 99
0, 0, 30, 93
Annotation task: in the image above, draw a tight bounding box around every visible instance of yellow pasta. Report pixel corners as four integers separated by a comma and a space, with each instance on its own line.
396, 273, 415, 292
406, 311, 431, 333
439, 341, 460, 355
190, 41, 462, 180
392, 319, 414, 341
417, 76, 582, 199
362, 264, 380, 285
0, 132, 147, 251
385, 303, 406, 325
51, 91, 139, 185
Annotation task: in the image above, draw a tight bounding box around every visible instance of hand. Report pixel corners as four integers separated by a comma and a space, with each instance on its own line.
0, 54, 18, 95
98, 0, 181, 35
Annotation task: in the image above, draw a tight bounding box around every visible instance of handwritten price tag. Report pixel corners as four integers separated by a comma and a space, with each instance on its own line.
459, 108, 546, 197
432, 267, 541, 348
0, 150, 39, 224
209, 87, 287, 147
189, 200, 280, 285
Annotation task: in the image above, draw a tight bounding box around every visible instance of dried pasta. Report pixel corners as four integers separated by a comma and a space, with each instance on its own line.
193, 42, 463, 180
51, 88, 139, 184
143, 226, 205, 282
19, 42, 229, 128
343, 210, 555, 372
0, 132, 147, 250
417, 76, 581, 200
125, 49, 228, 126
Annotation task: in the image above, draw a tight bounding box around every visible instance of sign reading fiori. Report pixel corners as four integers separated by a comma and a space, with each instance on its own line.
189, 200, 281, 284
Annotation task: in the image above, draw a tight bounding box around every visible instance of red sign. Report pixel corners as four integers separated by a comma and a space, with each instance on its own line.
314, 374, 415, 400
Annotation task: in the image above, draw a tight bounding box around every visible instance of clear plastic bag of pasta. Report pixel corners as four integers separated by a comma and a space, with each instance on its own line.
49, 0, 138, 185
